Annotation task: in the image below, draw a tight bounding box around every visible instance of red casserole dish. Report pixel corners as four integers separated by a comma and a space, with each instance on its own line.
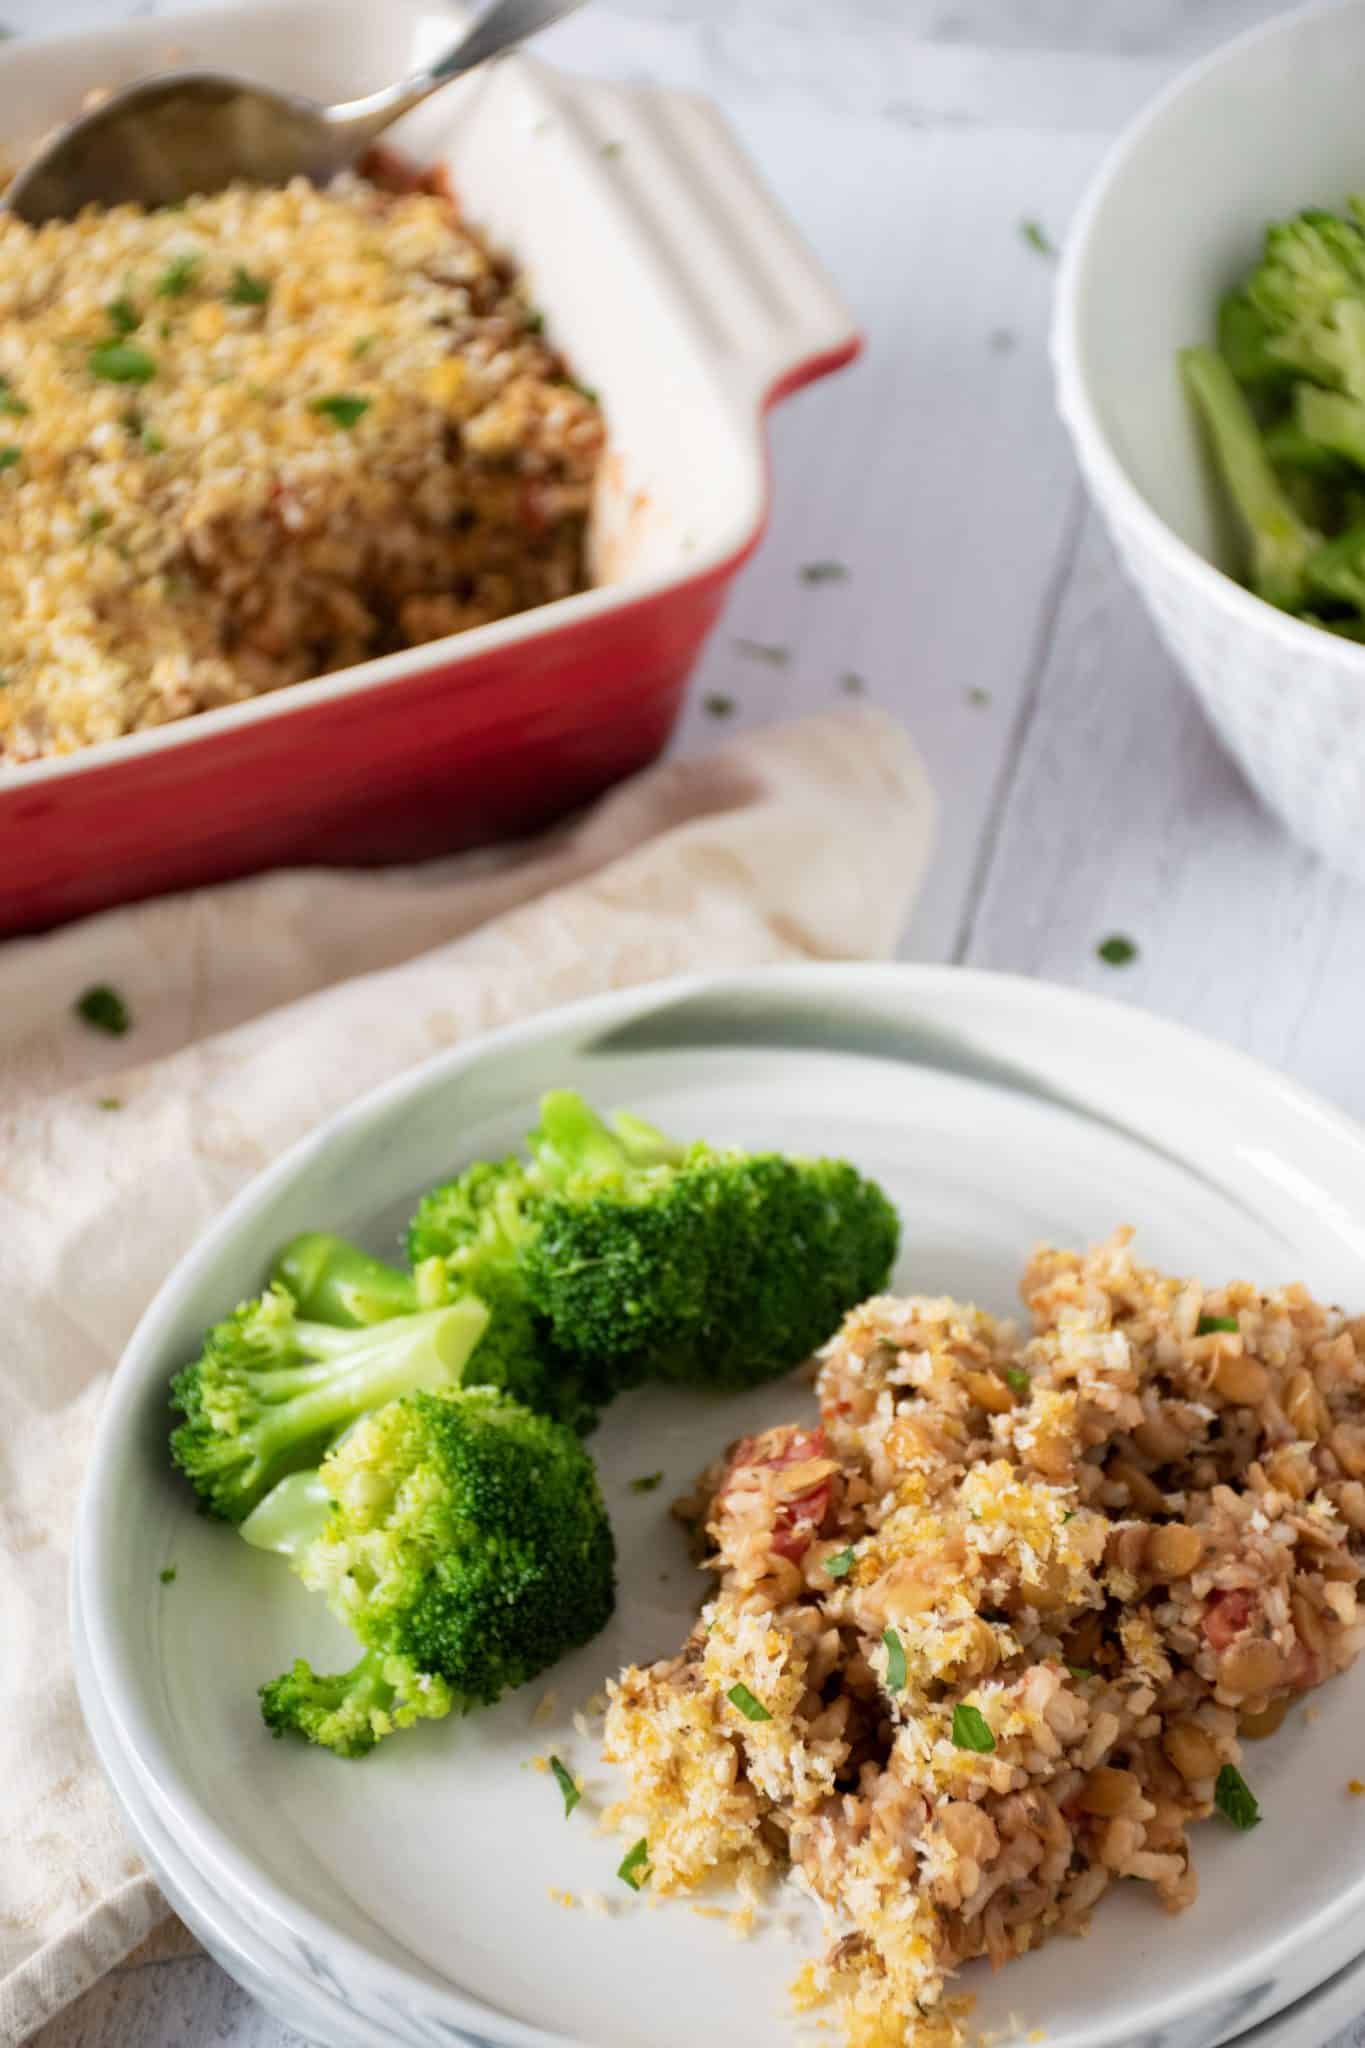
0, 0, 858, 934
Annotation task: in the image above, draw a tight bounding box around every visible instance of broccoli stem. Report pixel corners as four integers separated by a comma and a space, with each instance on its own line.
1304, 520, 1365, 611
533, 1090, 632, 1182
531, 1091, 683, 1186
273, 1233, 446, 1326
1263, 417, 1348, 477
1294, 383, 1365, 469
246, 1302, 487, 1455
240, 1469, 333, 1557
1181, 345, 1319, 609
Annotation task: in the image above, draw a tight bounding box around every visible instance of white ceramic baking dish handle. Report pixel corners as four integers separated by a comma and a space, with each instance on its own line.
523, 67, 861, 411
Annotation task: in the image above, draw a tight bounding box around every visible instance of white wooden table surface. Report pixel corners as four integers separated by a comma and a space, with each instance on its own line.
22, 0, 1365, 2042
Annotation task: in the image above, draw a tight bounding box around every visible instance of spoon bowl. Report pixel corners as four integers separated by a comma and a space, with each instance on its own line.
5, 0, 584, 223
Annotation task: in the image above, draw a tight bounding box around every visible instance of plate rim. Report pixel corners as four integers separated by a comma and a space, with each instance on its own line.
74, 961, 1365, 2048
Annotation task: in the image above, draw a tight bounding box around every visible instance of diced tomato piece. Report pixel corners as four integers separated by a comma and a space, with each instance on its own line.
1203, 1589, 1255, 1650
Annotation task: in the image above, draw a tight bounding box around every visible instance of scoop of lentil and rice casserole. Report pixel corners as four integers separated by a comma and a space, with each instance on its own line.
603, 1231, 1365, 2048
0, 172, 602, 762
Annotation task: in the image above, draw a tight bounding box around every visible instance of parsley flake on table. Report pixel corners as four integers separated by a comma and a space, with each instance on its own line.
1020, 217, 1055, 257
548, 1754, 580, 1816
952, 1703, 996, 1752
629, 1471, 663, 1493
1215, 1764, 1261, 1830
1096, 933, 1138, 967
75, 984, 131, 1036
159, 1567, 177, 1585
733, 637, 790, 667
703, 692, 735, 719
840, 670, 866, 695
800, 559, 848, 584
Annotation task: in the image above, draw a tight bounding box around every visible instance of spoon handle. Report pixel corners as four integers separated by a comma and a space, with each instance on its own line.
325, 0, 588, 150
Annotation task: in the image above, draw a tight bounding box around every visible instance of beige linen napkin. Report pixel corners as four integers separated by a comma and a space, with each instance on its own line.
0, 707, 933, 2046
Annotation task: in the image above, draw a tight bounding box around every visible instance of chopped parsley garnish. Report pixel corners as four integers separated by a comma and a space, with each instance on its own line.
90, 342, 156, 384
106, 296, 140, 335
75, 984, 131, 1036
825, 1546, 857, 1579
0, 378, 29, 417
601, 140, 624, 159
85, 507, 110, 535
1214, 1763, 1261, 1830
548, 1754, 580, 1816
800, 560, 848, 584
952, 1702, 996, 1752
97, 1096, 123, 1110
572, 380, 599, 403
351, 334, 375, 357
523, 309, 545, 335
1020, 218, 1055, 257
617, 1837, 650, 1890
727, 1683, 773, 1723
227, 265, 271, 306
141, 427, 166, 453
159, 1566, 177, 1584
733, 638, 790, 667
967, 686, 992, 707
882, 1627, 907, 1692
1005, 1367, 1030, 1395
629, 1471, 663, 1493
157, 253, 199, 297
0, 446, 20, 470
310, 393, 371, 428
1066, 1663, 1094, 1680
840, 670, 866, 695
1096, 933, 1138, 967
703, 693, 735, 719
1197, 1314, 1240, 1335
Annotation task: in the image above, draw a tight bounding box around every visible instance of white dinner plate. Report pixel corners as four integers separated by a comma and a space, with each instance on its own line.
75, 965, 1365, 2048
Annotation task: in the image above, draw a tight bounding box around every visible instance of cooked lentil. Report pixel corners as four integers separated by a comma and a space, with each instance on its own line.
0, 175, 602, 762
604, 1230, 1365, 2048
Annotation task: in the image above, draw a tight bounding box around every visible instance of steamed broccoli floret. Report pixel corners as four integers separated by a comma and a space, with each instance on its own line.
1180, 345, 1320, 609
260, 1648, 453, 1756
520, 1093, 900, 1391
411, 1091, 898, 1397
1244, 208, 1365, 398
257, 1388, 615, 1757
168, 1286, 488, 1521
408, 1158, 606, 1428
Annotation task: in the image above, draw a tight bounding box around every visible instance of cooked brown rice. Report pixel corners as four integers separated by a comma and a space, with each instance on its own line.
0, 173, 602, 761
604, 1231, 1365, 2048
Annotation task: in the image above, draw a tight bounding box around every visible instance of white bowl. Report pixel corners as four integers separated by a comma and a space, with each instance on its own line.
75, 964, 1365, 2048
1052, 0, 1365, 879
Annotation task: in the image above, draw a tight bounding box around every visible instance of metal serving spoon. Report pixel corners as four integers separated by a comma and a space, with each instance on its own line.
6, 0, 585, 225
